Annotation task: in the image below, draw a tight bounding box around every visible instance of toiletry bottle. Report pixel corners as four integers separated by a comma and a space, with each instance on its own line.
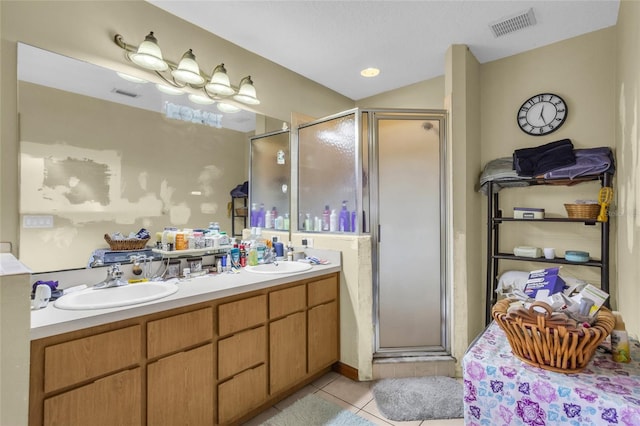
275, 215, 284, 230
265, 209, 273, 229
339, 201, 349, 232
250, 203, 258, 227
351, 210, 357, 233
611, 312, 631, 363
322, 205, 330, 231
314, 216, 321, 232
258, 203, 266, 228
283, 213, 290, 231
304, 213, 312, 231
330, 209, 338, 232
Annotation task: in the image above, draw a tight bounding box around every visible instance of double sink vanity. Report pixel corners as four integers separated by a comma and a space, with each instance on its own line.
29, 254, 341, 425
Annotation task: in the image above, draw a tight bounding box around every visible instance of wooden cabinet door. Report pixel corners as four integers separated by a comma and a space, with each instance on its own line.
308, 300, 339, 372
270, 312, 306, 395
147, 344, 214, 426
218, 364, 266, 424
43, 368, 141, 426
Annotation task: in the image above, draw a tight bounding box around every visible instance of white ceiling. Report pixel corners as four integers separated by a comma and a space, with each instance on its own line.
149, 0, 619, 101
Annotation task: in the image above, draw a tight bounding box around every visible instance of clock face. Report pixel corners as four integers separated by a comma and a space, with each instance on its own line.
517, 93, 567, 136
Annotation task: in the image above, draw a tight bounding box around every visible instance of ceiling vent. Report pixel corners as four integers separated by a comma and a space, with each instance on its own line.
489, 8, 537, 38
112, 88, 139, 98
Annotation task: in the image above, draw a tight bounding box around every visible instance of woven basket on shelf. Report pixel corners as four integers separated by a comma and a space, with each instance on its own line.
104, 234, 149, 251
235, 207, 248, 217
492, 298, 615, 373
564, 203, 600, 220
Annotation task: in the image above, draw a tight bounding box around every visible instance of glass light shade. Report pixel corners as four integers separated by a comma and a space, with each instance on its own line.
156, 84, 184, 95
205, 64, 235, 96
233, 76, 260, 105
116, 72, 149, 84
171, 49, 205, 85
217, 102, 241, 113
188, 93, 215, 105
130, 32, 168, 71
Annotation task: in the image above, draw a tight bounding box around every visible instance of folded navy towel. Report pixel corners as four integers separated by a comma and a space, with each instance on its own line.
513, 139, 576, 176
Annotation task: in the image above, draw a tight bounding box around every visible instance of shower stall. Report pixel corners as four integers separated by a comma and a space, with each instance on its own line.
297, 109, 449, 357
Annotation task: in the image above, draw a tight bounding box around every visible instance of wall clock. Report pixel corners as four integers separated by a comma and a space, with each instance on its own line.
517, 93, 568, 136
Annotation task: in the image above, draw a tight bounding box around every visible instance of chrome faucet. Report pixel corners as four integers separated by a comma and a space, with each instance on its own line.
94, 263, 128, 289
262, 247, 278, 266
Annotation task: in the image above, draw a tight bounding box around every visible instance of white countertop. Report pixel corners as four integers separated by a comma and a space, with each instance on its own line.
31, 262, 340, 340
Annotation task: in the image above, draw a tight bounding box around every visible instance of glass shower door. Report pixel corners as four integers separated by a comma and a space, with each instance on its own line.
374, 113, 447, 354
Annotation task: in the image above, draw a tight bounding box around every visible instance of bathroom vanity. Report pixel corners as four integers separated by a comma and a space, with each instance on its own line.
29, 263, 340, 425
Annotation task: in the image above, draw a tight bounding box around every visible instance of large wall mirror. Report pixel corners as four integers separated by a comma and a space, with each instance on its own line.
18, 43, 281, 273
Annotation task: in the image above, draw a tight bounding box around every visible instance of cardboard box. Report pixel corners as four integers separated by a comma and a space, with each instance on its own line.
523, 267, 566, 299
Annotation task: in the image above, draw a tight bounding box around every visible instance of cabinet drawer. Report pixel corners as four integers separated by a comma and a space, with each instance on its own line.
147, 307, 213, 358
44, 368, 141, 426
44, 325, 141, 393
218, 295, 266, 336
147, 344, 214, 426
269, 284, 305, 319
218, 326, 266, 380
218, 364, 267, 424
308, 275, 338, 307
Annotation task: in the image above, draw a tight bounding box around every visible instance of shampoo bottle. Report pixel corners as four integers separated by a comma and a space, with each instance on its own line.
250, 203, 258, 227
611, 312, 631, 363
322, 205, 330, 231
339, 201, 349, 232
258, 203, 266, 228
265, 209, 273, 229
330, 209, 338, 232
351, 210, 357, 233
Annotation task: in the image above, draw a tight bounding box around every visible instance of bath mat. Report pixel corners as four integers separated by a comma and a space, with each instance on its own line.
372, 376, 463, 421
261, 393, 374, 426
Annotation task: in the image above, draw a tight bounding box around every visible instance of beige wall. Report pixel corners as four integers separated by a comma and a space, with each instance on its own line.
356, 76, 445, 109
615, 0, 640, 336
445, 45, 483, 372
479, 28, 618, 311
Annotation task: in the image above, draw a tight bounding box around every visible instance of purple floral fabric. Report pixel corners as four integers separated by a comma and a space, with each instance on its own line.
462, 322, 640, 425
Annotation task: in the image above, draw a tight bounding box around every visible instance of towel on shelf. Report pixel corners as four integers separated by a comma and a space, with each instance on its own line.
476, 157, 531, 194
543, 147, 615, 179
513, 139, 576, 176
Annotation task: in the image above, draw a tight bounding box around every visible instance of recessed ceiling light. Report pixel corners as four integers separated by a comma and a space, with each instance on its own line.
116, 72, 149, 84
360, 67, 380, 78
156, 84, 183, 95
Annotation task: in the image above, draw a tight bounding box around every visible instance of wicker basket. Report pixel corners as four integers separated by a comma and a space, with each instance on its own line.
104, 234, 150, 251
235, 207, 248, 217
564, 203, 600, 220
492, 298, 615, 373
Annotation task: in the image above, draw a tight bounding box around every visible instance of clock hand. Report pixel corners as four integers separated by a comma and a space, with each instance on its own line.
539, 105, 546, 125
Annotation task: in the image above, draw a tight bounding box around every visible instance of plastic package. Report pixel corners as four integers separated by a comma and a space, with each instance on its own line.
611, 312, 631, 363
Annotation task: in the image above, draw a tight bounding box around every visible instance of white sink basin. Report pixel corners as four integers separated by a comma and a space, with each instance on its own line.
244, 262, 313, 274
54, 282, 179, 310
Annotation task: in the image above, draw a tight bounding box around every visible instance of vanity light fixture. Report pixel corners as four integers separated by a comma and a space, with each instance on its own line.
156, 83, 183, 95
114, 31, 260, 105
116, 72, 149, 84
217, 102, 241, 113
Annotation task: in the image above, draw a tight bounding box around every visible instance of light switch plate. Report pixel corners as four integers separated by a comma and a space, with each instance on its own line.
23, 215, 54, 228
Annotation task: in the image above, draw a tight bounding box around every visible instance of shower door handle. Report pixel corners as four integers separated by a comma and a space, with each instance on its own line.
378, 224, 381, 242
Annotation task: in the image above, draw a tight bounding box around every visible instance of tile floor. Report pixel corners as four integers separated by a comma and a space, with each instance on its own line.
243, 371, 465, 426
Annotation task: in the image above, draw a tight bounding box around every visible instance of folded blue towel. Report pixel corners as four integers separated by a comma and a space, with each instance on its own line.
513, 139, 576, 176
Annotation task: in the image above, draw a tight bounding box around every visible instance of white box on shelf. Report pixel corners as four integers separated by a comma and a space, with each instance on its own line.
513, 207, 545, 219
